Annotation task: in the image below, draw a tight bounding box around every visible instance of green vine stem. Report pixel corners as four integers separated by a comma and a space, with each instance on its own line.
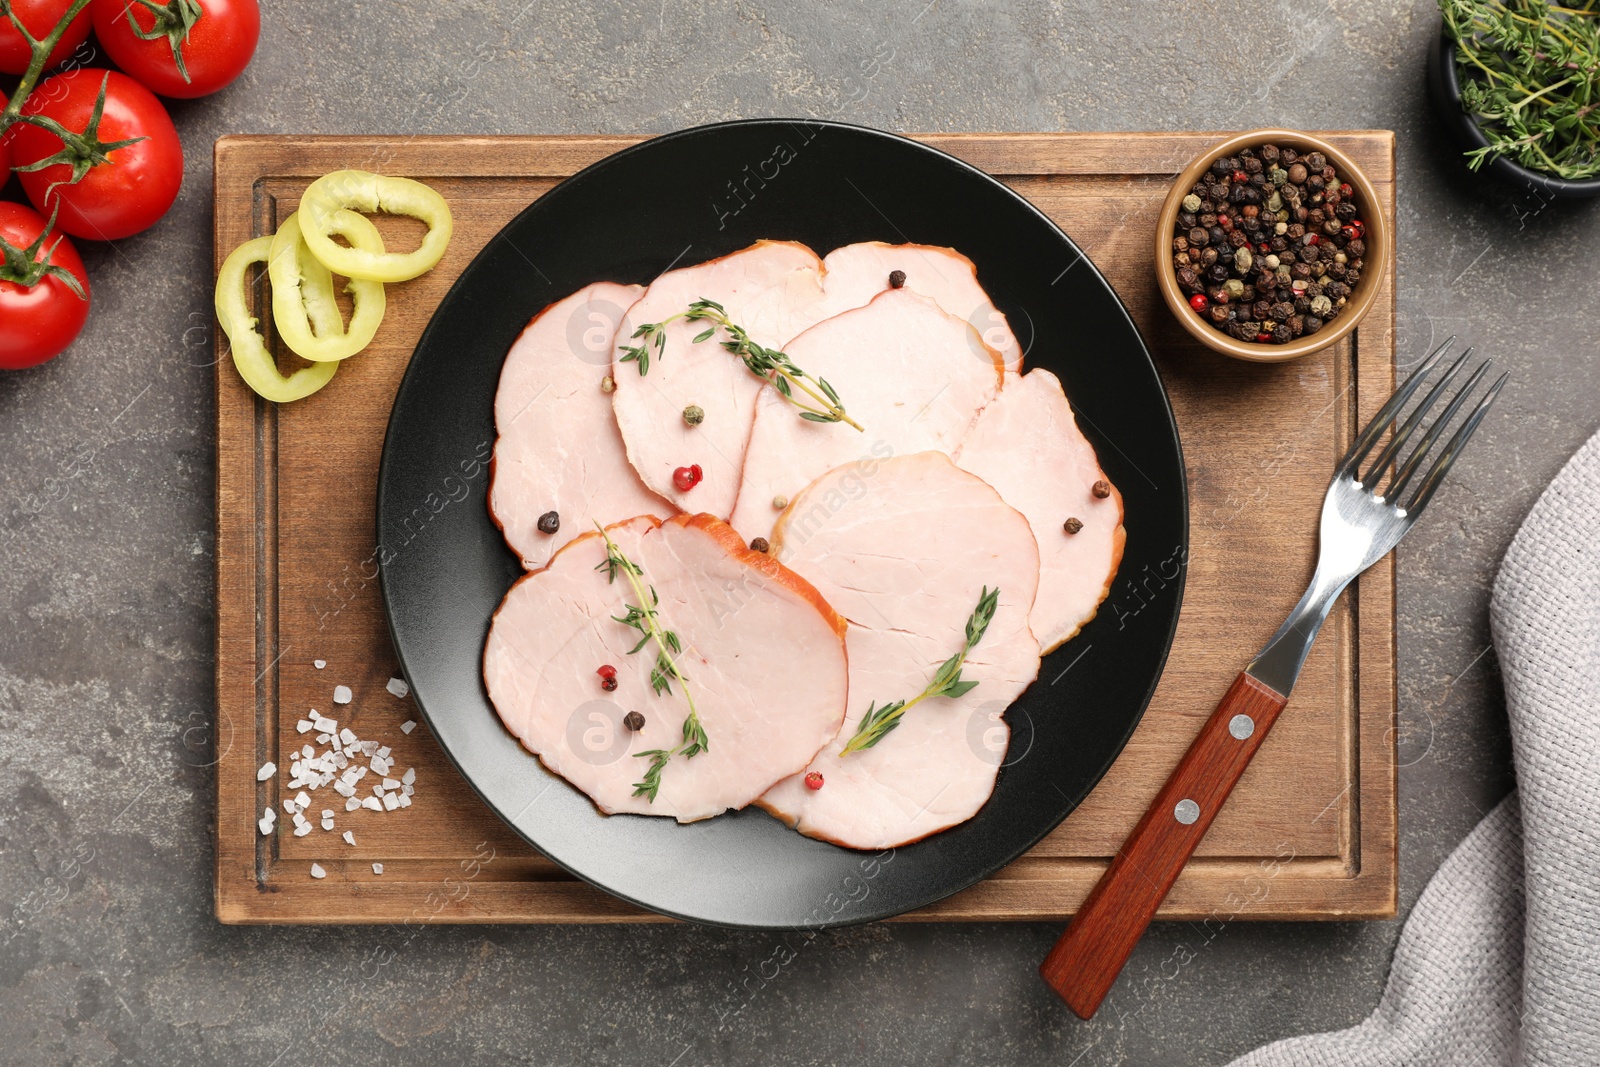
0, 0, 98, 137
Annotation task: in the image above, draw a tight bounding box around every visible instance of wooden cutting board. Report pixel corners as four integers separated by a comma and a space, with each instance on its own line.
214, 131, 1397, 924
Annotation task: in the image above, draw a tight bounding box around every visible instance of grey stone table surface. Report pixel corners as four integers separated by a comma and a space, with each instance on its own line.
1, 1, 1593, 1063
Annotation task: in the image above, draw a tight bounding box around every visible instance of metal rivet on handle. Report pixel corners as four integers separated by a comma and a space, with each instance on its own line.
1174, 799, 1200, 825
1229, 714, 1255, 740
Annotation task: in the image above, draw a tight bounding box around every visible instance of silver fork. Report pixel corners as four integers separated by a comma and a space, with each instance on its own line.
1039, 338, 1507, 1019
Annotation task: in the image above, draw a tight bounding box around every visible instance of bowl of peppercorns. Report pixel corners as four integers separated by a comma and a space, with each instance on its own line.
1155, 129, 1389, 363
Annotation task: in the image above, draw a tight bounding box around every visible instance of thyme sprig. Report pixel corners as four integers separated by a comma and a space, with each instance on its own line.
592, 522, 708, 801
618, 298, 864, 431
1441, 0, 1600, 180
839, 587, 1000, 756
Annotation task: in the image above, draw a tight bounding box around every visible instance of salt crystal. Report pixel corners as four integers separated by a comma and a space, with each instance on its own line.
383, 778, 400, 790
333, 753, 349, 769
361, 796, 382, 812
310, 863, 326, 879
258, 817, 273, 836
295, 790, 311, 809
256, 761, 276, 781
401, 784, 414, 797
294, 823, 311, 837
372, 863, 383, 875
321, 819, 334, 832
342, 831, 355, 846
334, 781, 355, 798
301, 744, 313, 759
292, 812, 308, 827
360, 741, 378, 756
316, 733, 331, 745
401, 720, 417, 735
321, 809, 334, 820
401, 768, 416, 785
296, 719, 314, 734
386, 677, 410, 699
373, 784, 385, 797
345, 797, 361, 812
382, 792, 399, 811
283, 799, 299, 815
333, 685, 352, 704
340, 728, 357, 746
314, 660, 326, 669
263, 806, 275, 820
397, 793, 411, 808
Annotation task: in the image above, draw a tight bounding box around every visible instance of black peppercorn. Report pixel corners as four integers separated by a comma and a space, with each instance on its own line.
1063, 517, 1084, 534
1304, 315, 1324, 333
1261, 144, 1281, 163
623, 710, 645, 732
601, 676, 618, 692
537, 511, 560, 535
1188, 226, 1208, 245
750, 537, 770, 553
1270, 301, 1293, 322
1092, 480, 1111, 499
888, 269, 906, 289
1304, 151, 1325, 170
1178, 211, 1197, 229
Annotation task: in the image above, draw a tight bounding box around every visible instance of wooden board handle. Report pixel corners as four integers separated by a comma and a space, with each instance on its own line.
1038, 671, 1289, 1018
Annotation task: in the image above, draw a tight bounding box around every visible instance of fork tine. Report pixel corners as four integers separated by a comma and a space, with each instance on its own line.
1404, 371, 1509, 516
1386, 359, 1492, 501
1363, 347, 1474, 490
1338, 336, 1455, 477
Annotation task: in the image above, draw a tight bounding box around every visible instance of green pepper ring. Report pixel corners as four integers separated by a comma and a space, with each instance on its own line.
298, 170, 454, 283
268, 210, 388, 362
215, 236, 338, 403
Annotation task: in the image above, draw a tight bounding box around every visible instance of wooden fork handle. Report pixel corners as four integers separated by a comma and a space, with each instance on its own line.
1039, 671, 1289, 1018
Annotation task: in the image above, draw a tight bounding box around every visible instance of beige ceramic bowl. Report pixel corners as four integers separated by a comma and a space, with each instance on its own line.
1154, 129, 1389, 364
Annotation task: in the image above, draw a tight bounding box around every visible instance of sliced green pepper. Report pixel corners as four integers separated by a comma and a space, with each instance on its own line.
268, 210, 387, 362
215, 237, 337, 403
298, 170, 453, 283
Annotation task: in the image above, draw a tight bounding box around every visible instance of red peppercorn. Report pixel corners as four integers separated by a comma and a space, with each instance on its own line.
1232, 170, 1248, 184
1188, 293, 1208, 312
597, 664, 617, 679
1341, 224, 1360, 242
804, 772, 824, 790
1339, 183, 1353, 198
672, 464, 703, 492
1257, 332, 1272, 343
1218, 214, 1233, 230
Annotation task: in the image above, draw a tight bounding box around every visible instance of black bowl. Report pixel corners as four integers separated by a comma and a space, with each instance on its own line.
377, 119, 1188, 928
1426, 29, 1600, 199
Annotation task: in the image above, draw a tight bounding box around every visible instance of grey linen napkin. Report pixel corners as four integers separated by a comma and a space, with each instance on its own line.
1228, 427, 1600, 1067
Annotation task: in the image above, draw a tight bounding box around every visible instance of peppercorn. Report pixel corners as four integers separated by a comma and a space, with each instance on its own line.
772, 495, 788, 510
682, 404, 705, 426
1207, 263, 1230, 284
672, 464, 703, 491
1261, 144, 1281, 163
750, 537, 770, 553
1304, 314, 1324, 334
1063, 517, 1084, 534
623, 710, 645, 732
1181, 193, 1202, 213
1092, 479, 1111, 499
1188, 226, 1207, 246
1280, 147, 1299, 164
804, 772, 824, 790
537, 511, 560, 535
600, 375, 616, 393
1176, 267, 1201, 292
1208, 305, 1230, 325
1287, 162, 1308, 184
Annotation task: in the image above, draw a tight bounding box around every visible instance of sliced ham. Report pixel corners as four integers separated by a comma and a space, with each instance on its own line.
727, 288, 1006, 544
609, 241, 832, 517
953, 369, 1125, 653
815, 242, 1022, 372
757, 452, 1041, 850
483, 513, 849, 823
489, 282, 673, 569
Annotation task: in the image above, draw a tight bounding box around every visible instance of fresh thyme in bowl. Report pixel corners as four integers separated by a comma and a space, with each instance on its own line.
839, 586, 999, 756
618, 298, 864, 431
592, 523, 709, 801
1440, 0, 1600, 180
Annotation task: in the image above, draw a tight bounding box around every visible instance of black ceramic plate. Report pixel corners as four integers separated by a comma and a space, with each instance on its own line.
378, 119, 1187, 928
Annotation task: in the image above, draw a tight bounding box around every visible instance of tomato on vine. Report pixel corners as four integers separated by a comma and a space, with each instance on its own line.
0, 91, 10, 184
7, 68, 183, 240
91, 0, 259, 98
0, 0, 92, 75
0, 201, 91, 370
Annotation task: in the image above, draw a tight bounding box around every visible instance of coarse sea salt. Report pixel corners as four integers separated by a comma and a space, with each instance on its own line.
386, 677, 410, 699
372, 863, 383, 875
310, 863, 326, 879
314, 660, 326, 669
256, 761, 276, 781
296, 719, 314, 734
343, 831, 355, 846
333, 685, 352, 705
401, 720, 416, 734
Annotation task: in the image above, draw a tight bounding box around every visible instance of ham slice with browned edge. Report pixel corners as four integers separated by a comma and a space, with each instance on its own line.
489, 282, 673, 569
483, 514, 849, 823
757, 452, 1041, 850
953, 369, 1125, 653
609, 241, 833, 518
815, 241, 1022, 372
727, 287, 1007, 545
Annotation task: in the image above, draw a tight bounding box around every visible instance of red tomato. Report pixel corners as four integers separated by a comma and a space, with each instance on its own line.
0, 0, 93, 74
91, 0, 259, 98
7, 69, 183, 241
0, 201, 91, 369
